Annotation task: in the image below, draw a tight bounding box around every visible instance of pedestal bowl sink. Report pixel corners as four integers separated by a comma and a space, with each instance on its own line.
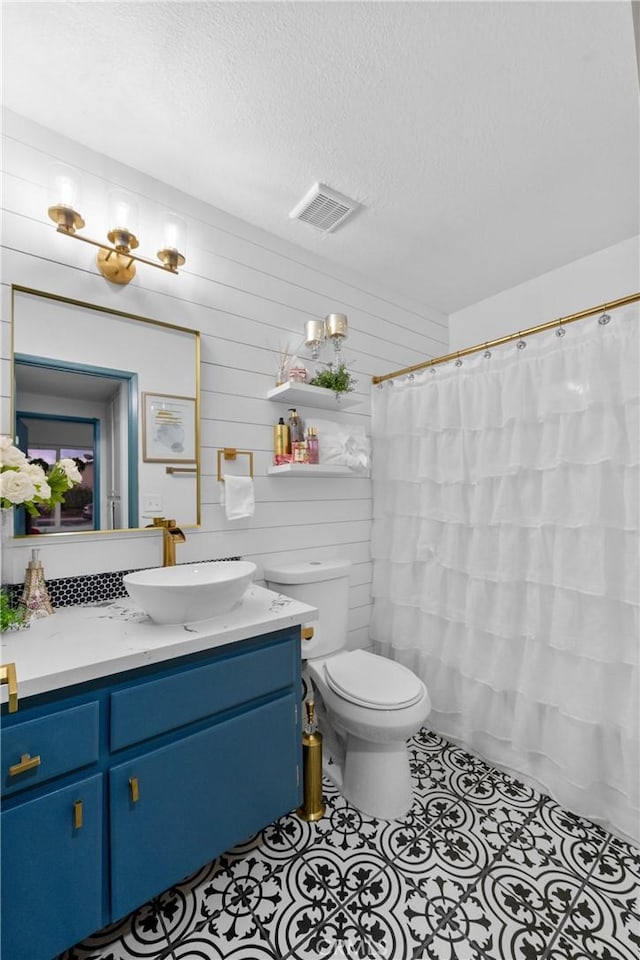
123, 561, 257, 625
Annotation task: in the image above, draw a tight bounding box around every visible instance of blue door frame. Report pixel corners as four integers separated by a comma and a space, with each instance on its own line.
14, 355, 139, 530
16, 412, 101, 533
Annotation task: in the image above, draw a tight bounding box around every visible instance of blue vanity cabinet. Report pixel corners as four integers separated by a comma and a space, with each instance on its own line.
0, 699, 103, 960
0, 626, 302, 960
110, 691, 299, 918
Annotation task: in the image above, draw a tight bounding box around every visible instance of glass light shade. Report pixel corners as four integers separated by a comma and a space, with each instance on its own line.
162, 213, 187, 256
108, 189, 138, 235
48, 163, 80, 211
305, 319, 326, 360
325, 313, 348, 339
305, 320, 326, 345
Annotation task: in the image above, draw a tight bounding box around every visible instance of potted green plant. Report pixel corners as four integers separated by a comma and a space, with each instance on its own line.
308, 361, 357, 395
0, 590, 25, 633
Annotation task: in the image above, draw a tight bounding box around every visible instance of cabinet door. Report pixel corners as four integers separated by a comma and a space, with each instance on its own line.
110, 692, 299, 920
1, 774, 103, 960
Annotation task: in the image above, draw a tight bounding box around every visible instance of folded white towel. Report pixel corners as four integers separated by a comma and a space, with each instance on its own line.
220, 475, 255, 520
306, 418, 371, 472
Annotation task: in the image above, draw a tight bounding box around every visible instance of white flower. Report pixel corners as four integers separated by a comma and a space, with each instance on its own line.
23, 462, 48, 489
35, 477, 51, 500
0, 443, 82, 513
0, 438, 28, 468
58, 458, 82, 485
1, 468, 37, 505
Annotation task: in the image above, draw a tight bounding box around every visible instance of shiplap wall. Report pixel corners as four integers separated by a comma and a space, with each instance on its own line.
0, 110, 448, 649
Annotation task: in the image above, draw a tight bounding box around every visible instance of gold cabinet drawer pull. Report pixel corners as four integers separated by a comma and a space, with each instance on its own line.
129, 776, 139, 803
9, 752, 41, 777
73, 800, 83, 830
301, 626, 314, 642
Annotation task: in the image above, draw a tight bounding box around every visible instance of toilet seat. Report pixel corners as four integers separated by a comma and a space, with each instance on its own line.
324, 650, 424, 710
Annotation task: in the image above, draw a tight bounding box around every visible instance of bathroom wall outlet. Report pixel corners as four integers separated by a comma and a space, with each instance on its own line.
143, 495, 163, 513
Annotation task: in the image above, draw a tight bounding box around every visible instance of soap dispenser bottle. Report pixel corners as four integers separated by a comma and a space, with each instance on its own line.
306, 427, 319, 464
287, 408, 304, 443
273, 417, 291, 458
18, 549, 54, 622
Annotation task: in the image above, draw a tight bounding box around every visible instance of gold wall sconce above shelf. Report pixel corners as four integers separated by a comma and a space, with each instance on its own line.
217, 448, 254, 482
47, 164, 187, 285
304, 313, 348, 360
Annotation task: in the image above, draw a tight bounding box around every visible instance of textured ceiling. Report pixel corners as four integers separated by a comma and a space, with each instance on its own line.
2, 1, 638, 314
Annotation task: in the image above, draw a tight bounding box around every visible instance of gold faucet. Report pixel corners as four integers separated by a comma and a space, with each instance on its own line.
149, 517, 186, 566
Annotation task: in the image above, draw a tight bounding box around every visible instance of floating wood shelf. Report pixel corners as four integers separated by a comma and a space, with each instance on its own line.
267, 463, 367, 478
266, 381, 361, 411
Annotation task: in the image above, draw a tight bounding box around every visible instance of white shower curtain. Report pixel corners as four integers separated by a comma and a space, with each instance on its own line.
371, 314, 639, 844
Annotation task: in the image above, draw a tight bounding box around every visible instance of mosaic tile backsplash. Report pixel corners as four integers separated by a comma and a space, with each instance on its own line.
5, 558, 243, 609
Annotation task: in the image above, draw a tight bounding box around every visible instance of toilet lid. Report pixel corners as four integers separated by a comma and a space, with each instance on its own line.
324, 650, 424, 710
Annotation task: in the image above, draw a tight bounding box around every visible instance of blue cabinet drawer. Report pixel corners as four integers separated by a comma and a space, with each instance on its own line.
110, 636, 296, 751
1, 702, 100, 798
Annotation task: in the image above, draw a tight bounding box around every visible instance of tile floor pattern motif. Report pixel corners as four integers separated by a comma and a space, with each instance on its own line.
59, 729, 639, 960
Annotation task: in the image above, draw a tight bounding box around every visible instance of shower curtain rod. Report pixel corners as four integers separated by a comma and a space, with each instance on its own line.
371, 291, 640, 385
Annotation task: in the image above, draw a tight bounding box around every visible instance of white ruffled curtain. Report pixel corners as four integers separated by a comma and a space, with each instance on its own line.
371, 315, 639, 844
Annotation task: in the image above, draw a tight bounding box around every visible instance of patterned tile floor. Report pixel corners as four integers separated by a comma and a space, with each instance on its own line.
60, 729, 639, 960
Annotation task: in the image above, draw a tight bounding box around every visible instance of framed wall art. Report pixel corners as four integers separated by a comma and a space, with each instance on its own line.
142, 392, 196, 463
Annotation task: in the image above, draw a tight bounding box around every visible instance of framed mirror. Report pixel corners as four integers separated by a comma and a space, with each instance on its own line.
10, 286, 200, 538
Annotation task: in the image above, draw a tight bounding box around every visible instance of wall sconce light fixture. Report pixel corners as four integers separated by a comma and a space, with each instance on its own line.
47, 164, 187, 285
304, 313, 348, 359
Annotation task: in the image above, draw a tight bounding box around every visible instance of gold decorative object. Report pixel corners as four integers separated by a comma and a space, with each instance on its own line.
47, 164, 186, 285
297, 699, 325, 822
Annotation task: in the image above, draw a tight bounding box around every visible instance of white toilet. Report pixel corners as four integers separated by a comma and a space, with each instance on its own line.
264, 558, 431, 820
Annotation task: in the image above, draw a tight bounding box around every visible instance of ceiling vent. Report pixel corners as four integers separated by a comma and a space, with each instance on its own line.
289, 182, 358, 233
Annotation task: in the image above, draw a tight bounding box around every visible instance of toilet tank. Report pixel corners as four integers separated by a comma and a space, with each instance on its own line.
263, 558, 352, 659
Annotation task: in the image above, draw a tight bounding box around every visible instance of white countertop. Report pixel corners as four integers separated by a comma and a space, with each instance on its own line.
0, 585, 317, 705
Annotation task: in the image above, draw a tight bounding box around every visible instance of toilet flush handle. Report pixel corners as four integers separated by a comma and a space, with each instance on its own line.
301, 626, 314, 642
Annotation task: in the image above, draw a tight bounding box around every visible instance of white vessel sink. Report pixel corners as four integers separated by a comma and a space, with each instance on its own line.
123, 561, 257, 625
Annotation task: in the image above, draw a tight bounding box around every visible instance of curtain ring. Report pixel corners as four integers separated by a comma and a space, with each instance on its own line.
483, 342, 492, 358
555, 323, 566, 337
454, 351, 463, 367
598, 303, 611, 325
516, 332, 527, 350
